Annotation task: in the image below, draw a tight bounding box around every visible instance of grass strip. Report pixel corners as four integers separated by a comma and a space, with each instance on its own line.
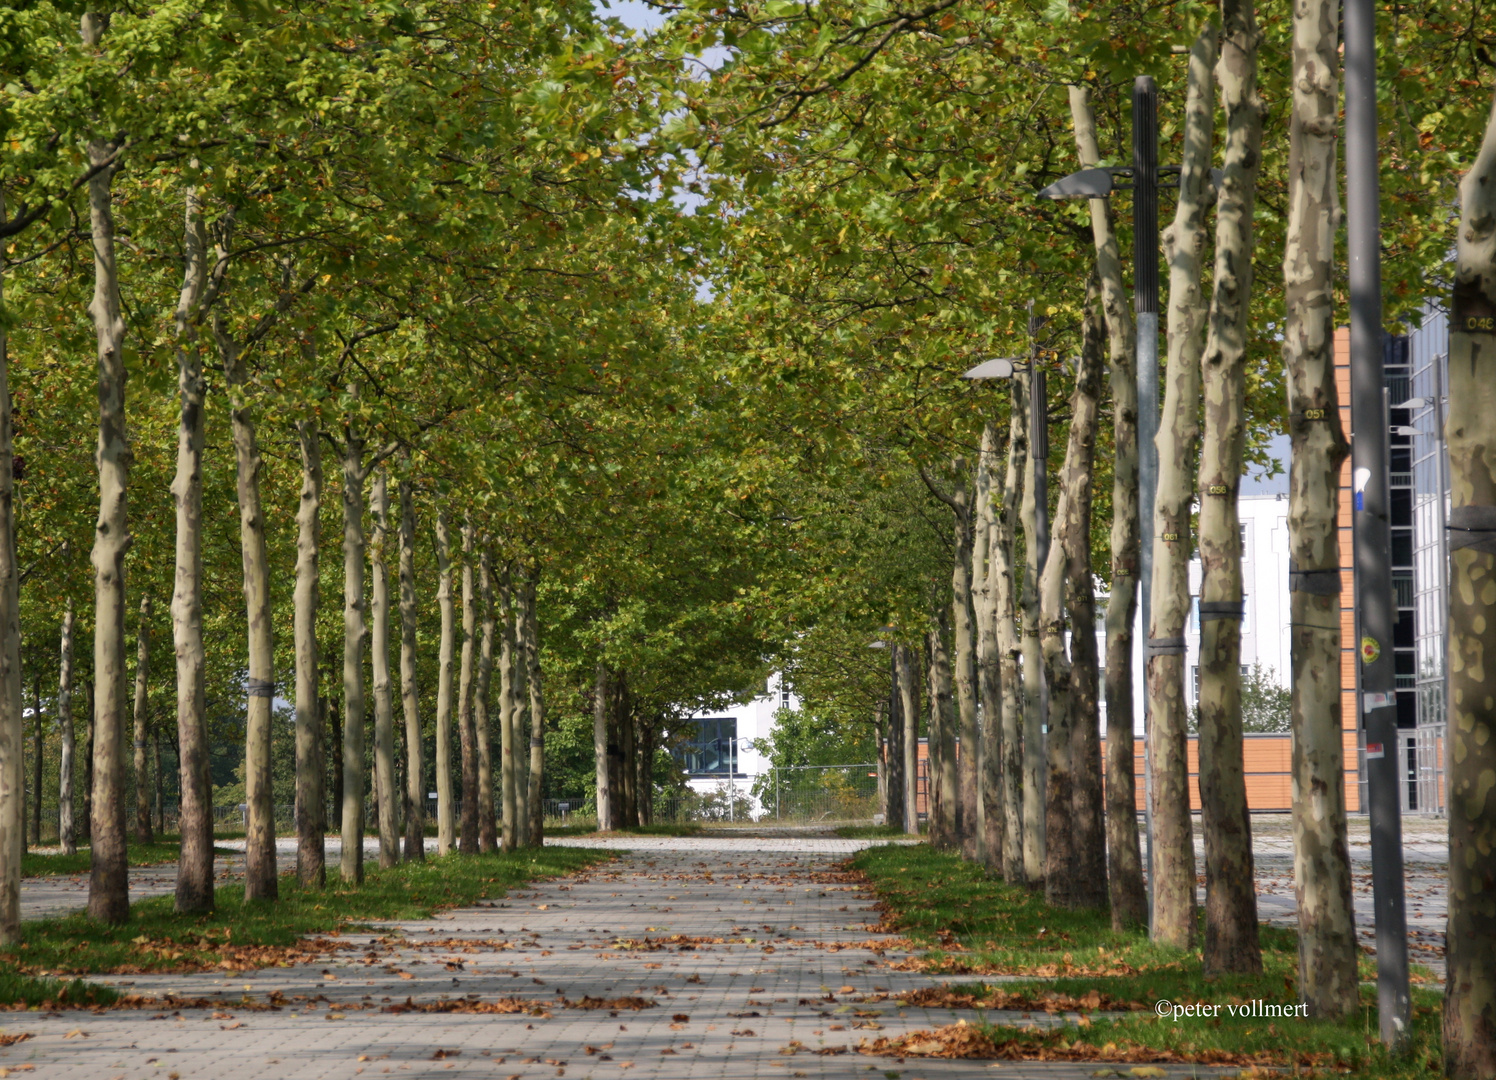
5, 846, 610, 978
23, 840, 238, 878
850, 842, 1445, 1077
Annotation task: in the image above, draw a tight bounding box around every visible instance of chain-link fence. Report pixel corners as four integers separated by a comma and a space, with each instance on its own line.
755, 764, 881, 824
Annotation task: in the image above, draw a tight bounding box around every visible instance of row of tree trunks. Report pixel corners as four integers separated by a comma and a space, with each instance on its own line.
995, 374, 1027, 883
1196, 0, 1264, 974
1066, 277, 1108, 911
1017, 364, 1045, 886
295, 420, 326, 887
1068, 85, 1147, 922
58, 603, 77, 856
435, 512, 457, 854
1038, 275, 1105, 910
1282, 0, 1359, 1016
370, 473, 400, 869
0, 190, 25, 942
477, 551, 498, 853
1147, 27, 1213, 948
131, 598, 152, 844
896, 644, 919, 836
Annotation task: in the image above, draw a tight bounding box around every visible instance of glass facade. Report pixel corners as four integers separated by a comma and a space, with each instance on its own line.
681, 717, 740, 776
1408, 310, 1450, 813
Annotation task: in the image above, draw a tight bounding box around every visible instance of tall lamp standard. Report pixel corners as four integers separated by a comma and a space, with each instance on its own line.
1034, 76, 1164, 918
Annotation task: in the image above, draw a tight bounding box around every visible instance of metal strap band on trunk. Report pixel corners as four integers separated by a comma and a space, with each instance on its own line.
531, 738, 544, 748
1146, 636, 1187, 654
1198, 601, 1245, 621
1289, 560, 1342, 595
1449, 505, 1496, 554
247, 678, 276, 698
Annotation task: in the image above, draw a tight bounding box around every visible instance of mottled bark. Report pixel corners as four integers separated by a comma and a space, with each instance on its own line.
499, 577, 518, 850
85, 105, 130, 925
434, 510, 456, 855
948, 464, 979, 857
1443, 82, 1496, 1080
928, 615, 957, 847
294, 420, 326, 886
1147, 26, 1214, 946
457, 519, 479, 854
1040, 279, 1105, 909
399, 479, 424, 862
1018, 366, 1046, 887
170, 184, 212, 911
58, 603, 76, 857
1197, 0, 1264, 973
131, 596, 152, 844
1282, 0, 1357, 1015
476, 549, 498, 852
522, 568, 545, 846
1070, 86, 1143, 910
370, 472, 399, 869
1067, 278, 1107, 911
896, 645, 919, 835
215, 302, 277, 903
996, 376, 1028, 883
974, 425, 1004, 871
0, 191, 22, 939
593, 662, 612, 831
29, 682, 41, 849
338, 427, 368, 885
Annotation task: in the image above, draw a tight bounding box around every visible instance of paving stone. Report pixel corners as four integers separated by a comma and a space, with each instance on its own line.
5, 835, 1237, 1080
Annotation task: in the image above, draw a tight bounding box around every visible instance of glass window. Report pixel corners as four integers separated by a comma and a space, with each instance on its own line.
681, 717, 738, 775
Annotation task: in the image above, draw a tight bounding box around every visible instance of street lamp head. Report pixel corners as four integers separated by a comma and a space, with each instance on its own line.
962, 357, 1020, 380
1400, 396, 1430, 410
1037, 166, 1119, 201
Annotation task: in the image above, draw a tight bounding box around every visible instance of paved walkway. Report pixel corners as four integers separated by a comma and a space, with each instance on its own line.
5, 835, 1234, 1080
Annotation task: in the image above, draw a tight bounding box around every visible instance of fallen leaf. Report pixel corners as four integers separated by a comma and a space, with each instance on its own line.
1128, 1070, 1167, 1078
63, 1029, 88, 1039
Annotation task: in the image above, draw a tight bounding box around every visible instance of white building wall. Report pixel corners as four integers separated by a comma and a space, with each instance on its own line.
680, 672, 795, 801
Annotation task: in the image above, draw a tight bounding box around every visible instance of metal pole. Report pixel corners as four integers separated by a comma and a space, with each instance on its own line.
1132, 75, 1161, 927
1345, 0, 1411, 1044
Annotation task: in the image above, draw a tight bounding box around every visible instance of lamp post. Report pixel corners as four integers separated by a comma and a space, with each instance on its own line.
1035, 76, 1164, 919
1345, 0, 1410, 1043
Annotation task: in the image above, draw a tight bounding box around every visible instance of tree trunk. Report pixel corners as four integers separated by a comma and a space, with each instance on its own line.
1282, 0, 1358, 1016
58, 602, 76, 857
339, 429, 368, 884
476, 549, 498, 852
328, 693, 342, 831
131, 596, 152, 844
82, 681, 93, 843
1196, 0, 1264, 973
513, 596, 532, 847
1070, 84, 1144, 913
593, 662, 611, 831
499, 576, 518, 850
619, 687, 639, 828
85, 111, 130, 926
457, 519, 479, 854
215, 310, 277, 903
928, 616, 956, 847
638, 719, 655, 826
170, 183, 212, 911
1056, 275, 1107, 909
522, 568, 545, 846
0, 193, 24, 940
294, 419, 325, 886
30, 679, 42, 847
1018, 366, 1046, 887
995, 377, 1028, 882
370, 471, 399, 869
1146, 27, 1214, 945
896, 645, 919, 835
924, 633, 943, 846
153, 723, 163, 838
399, 479, 425, 861
974, 424, 1004, 869
949, 463, 979, 857
434, 510, 457, 855
1442, 85, 1496, 1080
